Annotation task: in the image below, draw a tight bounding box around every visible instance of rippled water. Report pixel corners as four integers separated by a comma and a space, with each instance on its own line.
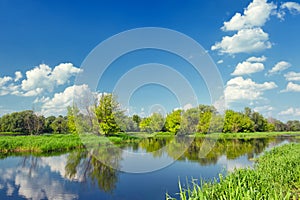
0, 136, 298, 200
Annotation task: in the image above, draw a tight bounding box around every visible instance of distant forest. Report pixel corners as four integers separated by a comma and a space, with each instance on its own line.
1, 94, 299, 135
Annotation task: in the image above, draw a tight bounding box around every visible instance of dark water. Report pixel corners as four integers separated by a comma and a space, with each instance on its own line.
0, 136, 298, 200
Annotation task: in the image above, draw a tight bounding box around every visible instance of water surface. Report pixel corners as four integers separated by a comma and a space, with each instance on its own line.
0, 136, 298, 200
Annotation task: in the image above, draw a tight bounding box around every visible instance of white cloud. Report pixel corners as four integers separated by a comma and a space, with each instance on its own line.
231, 61, 264, 76
267, 61, 291, 75
284, 71, 300, 81
222, 0, 276, 31
211, 28, 272, 54
0, 76, 12, 87
279, 107, 300, 116
14, 71, 22, 82
281, 2, 300, 14
217, 59, 224, 64
225, 76, 277, 102
21, 63, 82, 96
246, 55, 267, 62
40, 84, 95, 116
282, 82, 300, 92
254, 105, 274, 112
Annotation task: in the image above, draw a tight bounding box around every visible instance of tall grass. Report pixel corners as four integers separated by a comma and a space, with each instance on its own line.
167, 143, 300, 200
0, 134, 83, 153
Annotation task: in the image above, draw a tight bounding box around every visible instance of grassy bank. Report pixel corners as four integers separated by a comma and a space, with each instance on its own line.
0, 133, 141, 153
0, 134, 83, 153
168, 143, 300, 200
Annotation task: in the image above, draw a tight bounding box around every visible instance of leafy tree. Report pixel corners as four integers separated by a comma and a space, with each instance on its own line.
165, 110, 182, 133
139, 117, 152, 133
180, 108, 200, 133
286, 120, 300, 131
251, 111, 269, 132
45, 116, 56, 133
67, 106, 80, 134
132, 114, 141, 129
139, 113, 165, 133
51, 115, 68, 133
197, 111, 212, 134
94, 94, 122, 135
223, 110, 254, 133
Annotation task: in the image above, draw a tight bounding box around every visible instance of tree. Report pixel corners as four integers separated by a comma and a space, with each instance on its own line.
139, 117, 151, 133
94, 94, 122, 135
132, 114, 141, 130
45, 116, 56, 133
67, 106, 80, 134
197, 111, 212, 134
165, 110, 182, 133
286, 120, 300, 131
180, 108, 200, 133
139, 113, 165, 133
223, 110, 254, 133
51, 115, 68, 133
251, 111, 269, 132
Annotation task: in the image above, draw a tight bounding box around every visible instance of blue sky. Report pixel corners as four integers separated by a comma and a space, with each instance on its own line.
0, 0, 300, 121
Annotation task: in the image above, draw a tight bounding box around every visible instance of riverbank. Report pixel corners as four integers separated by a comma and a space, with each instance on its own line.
168, 143, 300, 200
0, 131, 299, 153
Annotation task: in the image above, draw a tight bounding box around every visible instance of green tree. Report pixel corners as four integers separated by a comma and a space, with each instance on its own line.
223, 110, 254, 133
165, 110, 182, 133
67, 106, 80, 134
251, 111, 269, 132
51, 115, 68, 133
94, 94, 122, 135
139, 113, 165, 133
180, 108, 200, 133
197, 111, 212, 134
139, 117, 151, 133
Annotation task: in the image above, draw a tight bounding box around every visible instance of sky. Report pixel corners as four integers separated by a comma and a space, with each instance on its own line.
0, 0, 300, 121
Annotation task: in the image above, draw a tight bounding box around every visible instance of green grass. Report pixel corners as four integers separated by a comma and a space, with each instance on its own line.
0, 134, 83, 153
167, 143, 300, 200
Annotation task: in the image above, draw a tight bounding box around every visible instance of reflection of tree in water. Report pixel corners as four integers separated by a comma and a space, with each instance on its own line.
65, 145, 121, 193
137, 137, 288, 166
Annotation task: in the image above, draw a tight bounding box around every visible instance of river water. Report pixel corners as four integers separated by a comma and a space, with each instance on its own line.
0, 136, 298, 200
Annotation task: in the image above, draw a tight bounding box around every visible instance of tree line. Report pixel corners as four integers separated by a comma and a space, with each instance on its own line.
1, 94, 300, 135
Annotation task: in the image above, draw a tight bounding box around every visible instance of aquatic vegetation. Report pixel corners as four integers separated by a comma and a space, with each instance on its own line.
167, 143, 300, 200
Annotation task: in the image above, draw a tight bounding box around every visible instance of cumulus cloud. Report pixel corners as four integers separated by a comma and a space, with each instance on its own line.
267, 61, 291, 75
281, 2, 300, 14
246, 55, 267, 62
254, 105, 274, 112
231, 61, 264, 76
40, 84, 96, 116
0, 76, 18, 96
282, 82, 300, 92
211, 28, 272, 54
0, 76, 12, 87
284, 71, 300, 81
222, 0, 276, 31
14, 71, 22, 82
21, 63, 82, 96
279, 107, 300, 116
225, 76, 277, 102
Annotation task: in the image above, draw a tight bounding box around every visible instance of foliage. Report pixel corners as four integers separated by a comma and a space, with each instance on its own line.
51, 115, 68, 134
168, 143, 300, 200
197, 111, 212, 134
223, 110, 254, 133
165, 110, 182, 133
94, 94, 122, 135
139, 113, 165, 133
